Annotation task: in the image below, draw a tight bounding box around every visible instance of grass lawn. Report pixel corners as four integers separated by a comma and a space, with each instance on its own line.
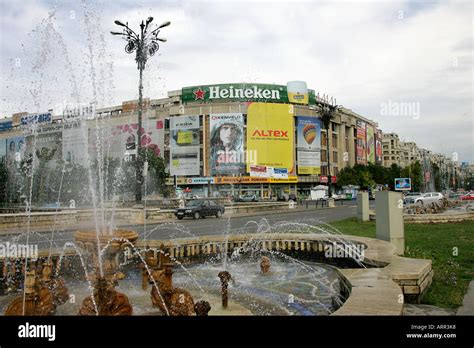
328, 218, 474, 309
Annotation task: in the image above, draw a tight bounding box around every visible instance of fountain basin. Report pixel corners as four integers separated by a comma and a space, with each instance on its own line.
74, 229, 139, 247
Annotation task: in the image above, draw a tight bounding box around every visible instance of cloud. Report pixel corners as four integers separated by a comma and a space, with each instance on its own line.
0, 0, 472, 162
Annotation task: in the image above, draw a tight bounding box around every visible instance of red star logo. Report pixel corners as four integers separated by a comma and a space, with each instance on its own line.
193, 87, 206, 100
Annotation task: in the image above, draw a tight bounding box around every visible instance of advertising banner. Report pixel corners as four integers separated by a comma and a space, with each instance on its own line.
184, 177, 214, 185
24, 130, 62, 169
209, 113, 244, 175
249, 164, 269, 178
395, 178, 411, 191
62, 122, 88, 165
246, 103, 294, 174
366, 125, 375, 164
272, 167, 289, 179
89, 119, 165, 162
375, 129, 383, 165
214, 176, 298, 184
21, 112, 52, 127
170, 116, 200, 176
6, 137, 25, 167
183, 83, 288, 103
297, 116, 321, 174
183, 83, 318, 106
356, 120, 367, 165
287, 81, 308, 105
0, 120, 13, 132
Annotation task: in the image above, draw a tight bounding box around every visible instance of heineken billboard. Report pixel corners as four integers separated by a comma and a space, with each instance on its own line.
182, 83, 317, 105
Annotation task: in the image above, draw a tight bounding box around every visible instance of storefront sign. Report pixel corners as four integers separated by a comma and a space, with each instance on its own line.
320, 176, 337, 184
21, 112, 52, 127
185, 177, 214, 185
214, 176, 297, 184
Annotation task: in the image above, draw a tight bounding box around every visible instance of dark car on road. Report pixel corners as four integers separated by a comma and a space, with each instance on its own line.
175, 199, 225, 220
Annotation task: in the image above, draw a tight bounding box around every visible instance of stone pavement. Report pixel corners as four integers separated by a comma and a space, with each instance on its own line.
403, 304, 456, 316
457, 280, 474, 315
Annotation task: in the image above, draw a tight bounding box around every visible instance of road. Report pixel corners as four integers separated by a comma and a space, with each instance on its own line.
0, 202, 370, 251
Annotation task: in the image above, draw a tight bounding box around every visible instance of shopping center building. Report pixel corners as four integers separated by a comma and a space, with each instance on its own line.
0, 81, 382, 199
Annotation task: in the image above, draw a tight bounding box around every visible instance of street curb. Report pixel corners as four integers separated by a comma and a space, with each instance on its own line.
0, 204, 355, 237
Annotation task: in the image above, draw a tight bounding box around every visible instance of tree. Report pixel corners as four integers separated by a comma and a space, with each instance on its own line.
336, 166, 357, 187
399, 161, 422, 192
139, 147, 169, 197
0, 161, 7, 204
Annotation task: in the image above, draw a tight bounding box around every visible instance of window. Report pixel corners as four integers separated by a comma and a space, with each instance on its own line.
321, 133, 327, 146
321, 150, 327, 162
333, 151, 338, 162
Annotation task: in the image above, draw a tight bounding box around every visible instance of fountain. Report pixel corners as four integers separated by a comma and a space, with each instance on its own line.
218, 271, 232, 309
0, 3, 437, 318
260, 256, 271, 274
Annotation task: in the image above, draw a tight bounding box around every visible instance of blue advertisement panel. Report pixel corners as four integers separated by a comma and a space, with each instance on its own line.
0, 120, 13, 132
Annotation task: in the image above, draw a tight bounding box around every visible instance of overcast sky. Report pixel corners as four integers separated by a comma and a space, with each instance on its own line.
0, 0, 472, 162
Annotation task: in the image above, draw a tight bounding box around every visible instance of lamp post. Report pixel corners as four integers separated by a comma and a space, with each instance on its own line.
318, 95, 338, 198
111, 17, 170, 203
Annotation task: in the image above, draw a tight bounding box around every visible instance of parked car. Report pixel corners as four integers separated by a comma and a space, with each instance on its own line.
175, 199, 225, 220
413, 192, 444, 205
277, 193, 297, 201
460, 192, 474, 201
235, 193, 260, 202
403, 192, 423, 205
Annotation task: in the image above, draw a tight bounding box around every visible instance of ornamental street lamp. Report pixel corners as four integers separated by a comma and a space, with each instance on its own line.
111, 17, 170, 203
318, 95, 338, 198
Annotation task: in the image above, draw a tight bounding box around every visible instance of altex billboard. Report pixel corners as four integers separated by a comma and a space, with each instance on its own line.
182, 83, 317, 105
246, 103, 294, 174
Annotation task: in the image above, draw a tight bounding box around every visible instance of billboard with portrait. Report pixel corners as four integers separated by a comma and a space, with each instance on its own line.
170, 116, 200, 176
297, 116, 321, 174
6, 136, 26, 167
210, 113, 244, 175
246, 103, 294, 173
